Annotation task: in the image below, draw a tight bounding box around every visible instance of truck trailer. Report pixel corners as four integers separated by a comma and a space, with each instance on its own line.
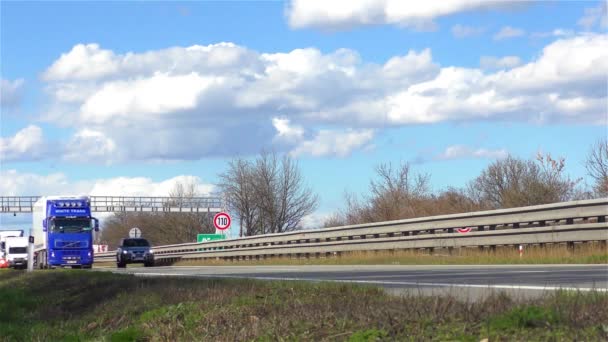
32, 196, 99, 269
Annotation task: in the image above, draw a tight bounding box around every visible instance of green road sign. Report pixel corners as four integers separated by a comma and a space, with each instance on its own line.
197, 234, 226, 243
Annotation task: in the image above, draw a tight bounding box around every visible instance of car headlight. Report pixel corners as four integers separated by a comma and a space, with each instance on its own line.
149, 250, 154, 254
122, 251, 127, 254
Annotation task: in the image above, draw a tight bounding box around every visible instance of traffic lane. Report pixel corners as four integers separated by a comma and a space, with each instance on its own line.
111, 264, 608, 289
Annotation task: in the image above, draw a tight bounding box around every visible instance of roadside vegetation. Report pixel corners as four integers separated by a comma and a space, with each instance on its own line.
173, 243, 608, 267
98, 140, 607, 248
1, 271, 607, 341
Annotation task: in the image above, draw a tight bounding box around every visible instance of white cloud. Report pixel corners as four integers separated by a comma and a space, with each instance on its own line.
80, 72, 228, 123
0, 125, 46, 162
0, 169, 89, 196
63, 129, 117, 163
290, 129, 374, 157
493, 26, 525, 40
36, 34, 607, 163
42, 43, 438, 161
383, 34, 608, 125
0, 169, 214, 197
577, 2, 607, 30
451, 24, 484, 38
1, 78, 24, 107
480, 56, 522, 70
299, 211, 334, 229
438, 145, 508, 160
531, 29, 575, 39
42, 44, 119, 81
272, 117, 304, 143
286, 0, 514, 30
88, 175, 213, 197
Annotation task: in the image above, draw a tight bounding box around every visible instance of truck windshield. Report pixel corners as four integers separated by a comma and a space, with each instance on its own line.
51, 218, 91, 233
9, 247, 26, 254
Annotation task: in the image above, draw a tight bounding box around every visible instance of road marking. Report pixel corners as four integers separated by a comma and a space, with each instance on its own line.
129, 272, 608, 292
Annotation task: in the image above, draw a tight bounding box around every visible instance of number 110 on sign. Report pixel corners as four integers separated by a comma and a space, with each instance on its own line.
213, 212, 231, 230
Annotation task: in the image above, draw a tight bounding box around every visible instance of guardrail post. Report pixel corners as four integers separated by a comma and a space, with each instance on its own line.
566, 218, 574, 225
478, 226, 484, 232
513, 223, 520, 228
489, 225, 496, 231
567, 242, 575, 251
598, 216, 606, 223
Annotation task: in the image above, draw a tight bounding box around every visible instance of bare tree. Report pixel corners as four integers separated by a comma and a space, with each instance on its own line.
219, 158, 260, 236
219, 151, 318, 236
585, 139, 608, 197
470, 153, 580, 209
330, 162, 432, 225
100, 179, 214, 247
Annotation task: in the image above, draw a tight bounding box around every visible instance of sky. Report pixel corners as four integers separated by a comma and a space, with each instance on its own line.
1, 0, 607, 233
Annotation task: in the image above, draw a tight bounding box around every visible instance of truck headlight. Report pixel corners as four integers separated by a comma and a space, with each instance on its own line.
122, 251, 127, 254
51, 252, 55, 258
149, 250, 154, 254
87, 251, 91, 257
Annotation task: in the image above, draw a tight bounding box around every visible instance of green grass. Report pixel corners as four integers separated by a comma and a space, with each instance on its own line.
1, 270, 607, 341
173, 243, 608, 267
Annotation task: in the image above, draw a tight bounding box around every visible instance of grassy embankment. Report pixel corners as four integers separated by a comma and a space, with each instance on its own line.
172, 243, 608, 267
1, 270, 607, 341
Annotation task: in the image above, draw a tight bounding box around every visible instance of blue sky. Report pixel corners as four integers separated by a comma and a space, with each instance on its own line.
1, 1, 607, 231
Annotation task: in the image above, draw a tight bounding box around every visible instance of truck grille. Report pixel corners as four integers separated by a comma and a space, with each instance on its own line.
54, 240, 88, 248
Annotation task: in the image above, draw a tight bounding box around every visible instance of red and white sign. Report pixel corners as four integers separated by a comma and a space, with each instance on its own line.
213, 212, 231, 231
457, 227, 472, 233
93, 244, 109, 253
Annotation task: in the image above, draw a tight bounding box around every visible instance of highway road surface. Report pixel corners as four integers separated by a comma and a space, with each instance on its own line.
101, 264, 608, 299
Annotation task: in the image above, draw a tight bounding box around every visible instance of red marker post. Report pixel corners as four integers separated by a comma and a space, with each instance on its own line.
519, 244, 524, 258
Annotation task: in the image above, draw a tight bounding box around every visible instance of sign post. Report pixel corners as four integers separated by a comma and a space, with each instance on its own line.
129, 227, 142, 238
27, 230, 34, 272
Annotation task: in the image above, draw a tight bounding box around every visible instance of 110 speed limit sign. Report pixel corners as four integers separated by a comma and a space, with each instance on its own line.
213, 212, 231, 231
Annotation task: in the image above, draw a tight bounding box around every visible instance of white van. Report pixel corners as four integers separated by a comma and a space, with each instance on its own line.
3, 236, 28, 269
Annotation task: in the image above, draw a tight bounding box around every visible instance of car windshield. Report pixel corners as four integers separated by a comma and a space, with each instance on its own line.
122, 239, 150, 247
51, 218, 91, 233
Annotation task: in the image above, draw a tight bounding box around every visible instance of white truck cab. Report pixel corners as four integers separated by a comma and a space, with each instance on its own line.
2, 236, 28, 269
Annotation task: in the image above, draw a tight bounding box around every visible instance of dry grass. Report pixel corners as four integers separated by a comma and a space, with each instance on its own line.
173, 242, 608, 267
1, 270, 607, 341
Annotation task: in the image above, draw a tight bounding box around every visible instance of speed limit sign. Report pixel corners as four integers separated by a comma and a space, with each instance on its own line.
213, 212, 231, 231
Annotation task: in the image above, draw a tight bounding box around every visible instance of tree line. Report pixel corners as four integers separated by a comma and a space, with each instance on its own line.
99, 139, 607, 247
325, 139, 607, 226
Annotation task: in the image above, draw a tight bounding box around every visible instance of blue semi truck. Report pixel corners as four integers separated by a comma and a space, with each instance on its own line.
32, 196, 99, 269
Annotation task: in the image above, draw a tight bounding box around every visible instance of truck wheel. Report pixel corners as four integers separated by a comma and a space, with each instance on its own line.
117, 262, 126, 268
144, 261, 154, 267
83, 265, 92, 269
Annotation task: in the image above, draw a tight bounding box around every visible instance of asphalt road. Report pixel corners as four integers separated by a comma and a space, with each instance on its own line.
103, 264, 608, 299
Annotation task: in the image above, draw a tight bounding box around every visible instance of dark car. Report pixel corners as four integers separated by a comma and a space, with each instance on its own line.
116, 238, 154, 268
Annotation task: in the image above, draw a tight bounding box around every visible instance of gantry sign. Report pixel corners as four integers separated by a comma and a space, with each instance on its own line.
0, 196, 224, 214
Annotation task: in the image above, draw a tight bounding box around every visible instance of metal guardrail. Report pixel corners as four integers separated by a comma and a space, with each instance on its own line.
95, 198, 608, 263
0, 196, 224, 213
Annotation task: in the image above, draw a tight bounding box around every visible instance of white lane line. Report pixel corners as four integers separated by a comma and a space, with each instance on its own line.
129, 272, 608, 292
